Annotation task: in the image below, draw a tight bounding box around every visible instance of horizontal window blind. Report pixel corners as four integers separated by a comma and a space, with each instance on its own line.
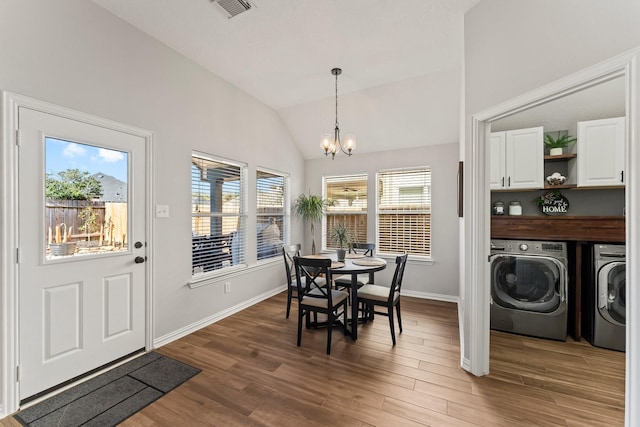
192, 154, 246, 275
257, 169, 288, 260
377, 168, 431, 257
324, 174, 367, 249
326, 214, 366, 247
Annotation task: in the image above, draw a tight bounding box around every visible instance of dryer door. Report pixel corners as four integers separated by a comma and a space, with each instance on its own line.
490, 254, 565, 313
598, 261, 626, 326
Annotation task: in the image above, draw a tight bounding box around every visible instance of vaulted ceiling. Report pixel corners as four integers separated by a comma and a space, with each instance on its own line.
92, 0, 479, 158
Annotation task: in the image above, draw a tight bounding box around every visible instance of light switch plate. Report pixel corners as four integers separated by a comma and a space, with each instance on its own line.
155, 205, 169, 218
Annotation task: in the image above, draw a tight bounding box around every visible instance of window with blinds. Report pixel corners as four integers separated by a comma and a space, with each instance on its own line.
324, 174, 367, 249
256, 168, 288, 261
376, 167, 431, 257
192, 153, 247, 275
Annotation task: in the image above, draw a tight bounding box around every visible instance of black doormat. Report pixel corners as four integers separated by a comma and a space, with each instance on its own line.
15, 352, 200, 427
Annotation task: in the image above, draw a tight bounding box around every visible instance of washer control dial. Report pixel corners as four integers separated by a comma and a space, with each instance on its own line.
519, 243, 529, 251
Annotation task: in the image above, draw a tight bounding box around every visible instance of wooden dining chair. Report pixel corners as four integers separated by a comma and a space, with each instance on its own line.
283, 244, 327, 318
282, 244, 302, 318
334, 242, 376, 298
294, 256, 348, 354
356, 254, 408, 345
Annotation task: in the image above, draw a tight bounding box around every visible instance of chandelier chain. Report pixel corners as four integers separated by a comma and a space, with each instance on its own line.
335, 70, 339, 128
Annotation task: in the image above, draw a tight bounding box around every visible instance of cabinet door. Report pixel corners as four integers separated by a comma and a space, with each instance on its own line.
577, 117, 625, 187
505, 127, 544, 189
490, 132, 506, 189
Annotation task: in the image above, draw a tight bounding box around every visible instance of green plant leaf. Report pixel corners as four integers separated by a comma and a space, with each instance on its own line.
544, 133, 577, 149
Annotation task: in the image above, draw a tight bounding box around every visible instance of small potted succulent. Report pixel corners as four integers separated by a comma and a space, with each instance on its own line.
329, 223, 351, 262
544, 133, 576, 156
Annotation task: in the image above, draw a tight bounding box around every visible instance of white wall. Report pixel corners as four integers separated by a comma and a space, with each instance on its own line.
462, 0, 640, 368
0, 0, 305, 412
280, 68, 462, 159
303, 143, 460, 298
465, 0, 640, 117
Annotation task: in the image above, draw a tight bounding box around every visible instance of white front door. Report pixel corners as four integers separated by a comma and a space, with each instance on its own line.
18, 107, 147, 400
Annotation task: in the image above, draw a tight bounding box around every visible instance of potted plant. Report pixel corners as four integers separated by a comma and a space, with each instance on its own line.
293, 192, 325, 254
49, 223, 77, 256
544, 133, 576, 156
329, 223, 351, 262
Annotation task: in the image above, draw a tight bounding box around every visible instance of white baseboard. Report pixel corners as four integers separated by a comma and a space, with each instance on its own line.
461, 357, 472, 371
153, 285, 286, 348
401, 289, 459, 304
457, 298, 466, 370
153, 287, 459, 349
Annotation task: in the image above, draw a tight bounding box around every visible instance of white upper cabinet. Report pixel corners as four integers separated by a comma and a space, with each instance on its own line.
489, 132, 506, 189
577, 117, 625, 187
490, 127, 544, 190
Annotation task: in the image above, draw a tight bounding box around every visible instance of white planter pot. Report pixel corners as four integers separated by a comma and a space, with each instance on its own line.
549, 147, 563, 156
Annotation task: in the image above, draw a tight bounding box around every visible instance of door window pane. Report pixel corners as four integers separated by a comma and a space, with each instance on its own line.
45, 138, 128, 260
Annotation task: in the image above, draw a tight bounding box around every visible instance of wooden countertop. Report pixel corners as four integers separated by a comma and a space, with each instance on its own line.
491, 215, 625, 242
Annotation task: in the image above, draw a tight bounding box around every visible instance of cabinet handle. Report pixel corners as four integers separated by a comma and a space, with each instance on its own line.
501, 177, 504, 187
621, 171, 624, 183
507, 176, 511, 187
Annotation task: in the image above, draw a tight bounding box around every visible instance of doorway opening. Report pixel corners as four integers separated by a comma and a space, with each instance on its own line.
465, 48, 640, 425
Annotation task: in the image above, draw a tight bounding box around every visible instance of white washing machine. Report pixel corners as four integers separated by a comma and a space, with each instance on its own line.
589, 244, 626, 351
490, 239, 568, 341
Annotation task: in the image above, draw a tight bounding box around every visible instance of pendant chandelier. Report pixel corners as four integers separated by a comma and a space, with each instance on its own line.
320, 67, 356, 159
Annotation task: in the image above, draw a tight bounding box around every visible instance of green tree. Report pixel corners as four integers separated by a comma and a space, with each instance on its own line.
45, 169, 103, 200
79, 207, 99, 241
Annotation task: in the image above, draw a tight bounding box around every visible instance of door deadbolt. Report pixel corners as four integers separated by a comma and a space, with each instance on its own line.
134, 241, 144, 249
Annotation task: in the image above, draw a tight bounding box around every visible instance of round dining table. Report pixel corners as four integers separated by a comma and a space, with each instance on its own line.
303, 253, 387, 340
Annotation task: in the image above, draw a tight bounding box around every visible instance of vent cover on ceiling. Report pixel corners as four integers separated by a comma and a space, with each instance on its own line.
211, 0, 253, 18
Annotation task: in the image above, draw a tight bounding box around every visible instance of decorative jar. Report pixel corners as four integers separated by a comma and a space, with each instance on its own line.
508, 201, 522, 216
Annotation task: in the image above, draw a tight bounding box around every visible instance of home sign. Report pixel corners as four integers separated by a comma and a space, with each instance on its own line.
536, 190, 569, 216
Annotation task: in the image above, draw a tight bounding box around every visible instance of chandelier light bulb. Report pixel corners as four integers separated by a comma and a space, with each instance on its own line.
320, 133, 333, 154
343, 134, 356, 153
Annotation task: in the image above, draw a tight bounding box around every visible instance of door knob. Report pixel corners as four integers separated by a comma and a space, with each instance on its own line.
134, 256, 146, 264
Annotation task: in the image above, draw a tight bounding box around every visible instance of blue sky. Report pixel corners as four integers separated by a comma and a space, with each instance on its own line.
46, 137, 128, 182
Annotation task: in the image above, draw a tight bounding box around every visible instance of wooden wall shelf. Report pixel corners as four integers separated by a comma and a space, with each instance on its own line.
491, 215, 625, 242
544, 153, 577, 162
543, 184, 577, 190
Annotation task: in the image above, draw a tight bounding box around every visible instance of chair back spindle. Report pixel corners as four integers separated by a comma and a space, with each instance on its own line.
282, 244, 302, 318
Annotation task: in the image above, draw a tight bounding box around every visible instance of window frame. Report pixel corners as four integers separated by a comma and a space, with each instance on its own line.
322, 173, 368, 251
256, 167, 289, 262
191, 151, 248, 279
376, 166, 432, 259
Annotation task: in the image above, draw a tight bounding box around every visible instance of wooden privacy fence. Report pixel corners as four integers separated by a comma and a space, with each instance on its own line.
45, 200, 127, 246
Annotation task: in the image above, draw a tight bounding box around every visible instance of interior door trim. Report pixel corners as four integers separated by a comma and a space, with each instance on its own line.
464, 47, 640, 427
1, 91, 155, 415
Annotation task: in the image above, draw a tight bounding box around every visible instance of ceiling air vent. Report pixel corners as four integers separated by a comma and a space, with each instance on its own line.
211, 0, 253, 18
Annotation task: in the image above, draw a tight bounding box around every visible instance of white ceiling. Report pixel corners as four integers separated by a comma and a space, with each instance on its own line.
92, 0, 479, 158
90, 1, 626, 159
491, 76, 626, 133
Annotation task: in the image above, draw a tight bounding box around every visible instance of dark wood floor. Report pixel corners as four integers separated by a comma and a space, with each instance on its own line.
1, 293, 626, 426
